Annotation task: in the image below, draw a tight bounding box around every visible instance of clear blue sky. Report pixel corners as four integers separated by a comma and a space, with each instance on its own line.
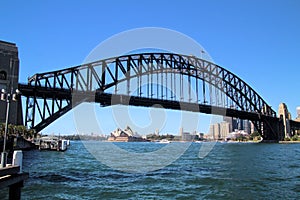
1, 0, 299, 135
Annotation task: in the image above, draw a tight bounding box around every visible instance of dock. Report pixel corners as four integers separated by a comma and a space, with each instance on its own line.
0, 166, 28, 200
34, 136, 69, 151
0, 151, 28, 200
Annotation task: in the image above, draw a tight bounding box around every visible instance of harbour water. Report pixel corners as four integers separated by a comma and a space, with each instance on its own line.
3, 141, 300, 199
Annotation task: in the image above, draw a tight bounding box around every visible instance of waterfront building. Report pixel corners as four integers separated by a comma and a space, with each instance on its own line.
226, 130, 249, 141
108, 126, 146, 142
181, 132, 194, 141
179, 127, 194, 141
190, 131, 204, 141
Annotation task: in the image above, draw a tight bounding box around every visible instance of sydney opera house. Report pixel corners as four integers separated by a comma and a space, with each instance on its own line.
108, 126, 148, 142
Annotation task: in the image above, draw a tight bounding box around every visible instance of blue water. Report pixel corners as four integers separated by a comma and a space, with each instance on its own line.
4, 141, 300, 199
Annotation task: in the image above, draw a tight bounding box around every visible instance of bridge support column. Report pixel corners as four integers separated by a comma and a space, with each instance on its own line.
260, 118, 285, 141
0, 40, 23, 125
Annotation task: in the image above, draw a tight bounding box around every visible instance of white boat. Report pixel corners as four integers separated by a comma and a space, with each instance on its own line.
194, 141, 203, 143
159, 139, 171, 143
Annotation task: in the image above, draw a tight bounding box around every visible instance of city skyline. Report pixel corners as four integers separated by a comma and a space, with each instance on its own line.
1, 0, 299, 135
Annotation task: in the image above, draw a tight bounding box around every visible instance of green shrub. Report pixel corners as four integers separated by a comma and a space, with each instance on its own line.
291, 135, 299, 141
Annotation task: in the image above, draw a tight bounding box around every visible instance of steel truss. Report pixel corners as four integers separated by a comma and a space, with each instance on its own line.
19, 53, 280, 139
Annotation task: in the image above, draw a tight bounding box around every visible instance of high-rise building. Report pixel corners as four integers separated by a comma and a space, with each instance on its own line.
220, 121, 230, 139
213, 123, 220, 140
208, 121, 230, 140
250, 121, 256, 134
223, 116, 236, 132
223, 116, 250, 133
242, 120, 251, 134
179, 127, 183, 137
208, 124, 215, 140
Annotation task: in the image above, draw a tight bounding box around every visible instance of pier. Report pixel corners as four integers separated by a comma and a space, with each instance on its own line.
0, 151, 28, 200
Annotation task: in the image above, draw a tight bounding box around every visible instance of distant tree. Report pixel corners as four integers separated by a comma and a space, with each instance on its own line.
236, 134, 248, 141
0, 124, 35, 139
249, 131, 261, 140
146, 133, 175, 141
15, 125, 26, 136
291, 135, 299, 141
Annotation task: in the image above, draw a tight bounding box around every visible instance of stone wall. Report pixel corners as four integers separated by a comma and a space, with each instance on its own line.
0, 40, 23, 125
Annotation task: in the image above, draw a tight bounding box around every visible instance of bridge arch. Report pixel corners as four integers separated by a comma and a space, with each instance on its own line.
20, 52, 276, 137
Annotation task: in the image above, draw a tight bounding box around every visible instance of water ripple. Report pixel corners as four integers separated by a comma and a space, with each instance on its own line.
18, 141, 300, 199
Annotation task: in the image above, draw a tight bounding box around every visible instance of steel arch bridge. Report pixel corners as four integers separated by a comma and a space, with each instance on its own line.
18, 52, 288, 140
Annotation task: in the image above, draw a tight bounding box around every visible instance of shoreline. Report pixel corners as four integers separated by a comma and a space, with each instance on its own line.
279, 140, 300, 144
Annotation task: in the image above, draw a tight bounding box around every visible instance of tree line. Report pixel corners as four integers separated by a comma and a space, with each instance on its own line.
0, 124, 36, 140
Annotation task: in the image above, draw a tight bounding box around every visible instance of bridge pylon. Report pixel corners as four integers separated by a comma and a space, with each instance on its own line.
0, 40, 23, 125
258, 118, 284, 141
